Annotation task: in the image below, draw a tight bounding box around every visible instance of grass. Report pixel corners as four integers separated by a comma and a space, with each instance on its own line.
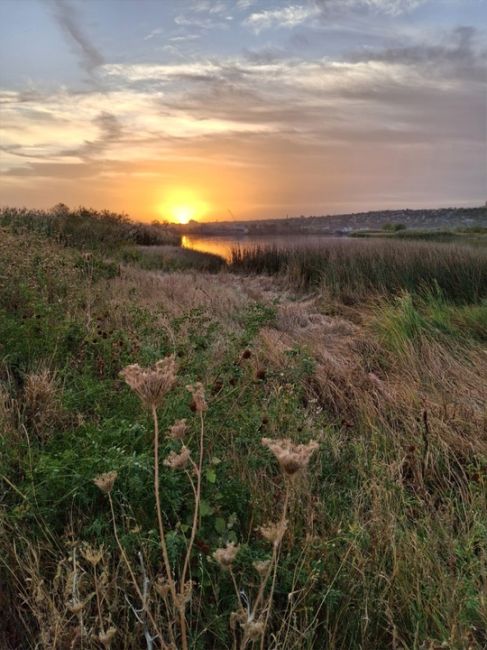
129, 245, 225, 272
1, 223, 486, 649
230, 238, 487, 303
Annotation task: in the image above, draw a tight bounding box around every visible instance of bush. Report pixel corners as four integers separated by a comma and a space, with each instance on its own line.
0, 204, 181, 251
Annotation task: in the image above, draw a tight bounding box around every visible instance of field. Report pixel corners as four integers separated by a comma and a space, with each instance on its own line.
1, 213, 486, 650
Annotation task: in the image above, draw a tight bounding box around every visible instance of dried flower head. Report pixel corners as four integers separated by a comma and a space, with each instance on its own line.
168, 418, 188, 440
154, 576, 171, 598
120, 357, 176, 409
261, 437, 319, 476
98, 627, 117, 648
213, 542, 240, 569
253, 559, 271, 576
242, 619, 265, 641
67, 600, 85, 615
229, 609, 247, 631
186, 382, 207, 413
81, 543, 104, 567
93, 471, 118, 494
164, 445, 191, 470
175, 581, 193, 608
259, 520, 288, 547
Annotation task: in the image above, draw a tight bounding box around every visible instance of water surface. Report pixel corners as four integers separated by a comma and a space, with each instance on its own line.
181, 234, 341, 262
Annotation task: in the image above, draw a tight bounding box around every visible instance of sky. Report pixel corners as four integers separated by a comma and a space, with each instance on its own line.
0, 0, 486, 223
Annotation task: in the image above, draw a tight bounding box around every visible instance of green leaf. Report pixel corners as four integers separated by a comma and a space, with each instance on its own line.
206, 468, 217, 484
214, 517, 226, 534
199, 500, 213, 517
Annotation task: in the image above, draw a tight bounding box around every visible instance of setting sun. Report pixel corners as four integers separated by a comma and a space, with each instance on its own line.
161, 188, 209, 224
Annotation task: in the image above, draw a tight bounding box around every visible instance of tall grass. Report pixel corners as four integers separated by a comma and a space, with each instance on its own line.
0, 204, 181, 250
230, 239, 487, 303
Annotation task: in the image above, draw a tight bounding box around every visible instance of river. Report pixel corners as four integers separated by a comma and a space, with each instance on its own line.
181, 234, 342, 262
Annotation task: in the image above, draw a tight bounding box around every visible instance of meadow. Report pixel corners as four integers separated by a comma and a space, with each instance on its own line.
1, 210, 486, 649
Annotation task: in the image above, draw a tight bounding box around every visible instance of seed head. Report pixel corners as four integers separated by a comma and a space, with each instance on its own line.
175, 581, 193, 608
259, 520, 287, 547
154, 576, 171, 598
229, 609, 247, 630
253, 559, 271, 576
213, 542, 239, 569
98, 627, 117, 648
261, 437, 319, 476
120, 357, 176, 409
67, 601, 83, 615
186, 382, 207, 413
81, 543, 104, 567
164, 445, 191, 470
168, 418, 188, 440
242, 619, 265, 641
93, 471, 118, 494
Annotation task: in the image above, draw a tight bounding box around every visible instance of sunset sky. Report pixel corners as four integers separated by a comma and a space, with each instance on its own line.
0, 0, 485, 223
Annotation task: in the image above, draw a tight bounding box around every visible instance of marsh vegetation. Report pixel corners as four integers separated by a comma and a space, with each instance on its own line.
1, 210, 486, 649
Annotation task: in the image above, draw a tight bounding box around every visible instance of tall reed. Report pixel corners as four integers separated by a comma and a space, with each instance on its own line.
230, 239, 487, 303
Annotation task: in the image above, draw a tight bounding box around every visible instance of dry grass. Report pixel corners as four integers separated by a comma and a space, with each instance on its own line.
23, 369, 66, 440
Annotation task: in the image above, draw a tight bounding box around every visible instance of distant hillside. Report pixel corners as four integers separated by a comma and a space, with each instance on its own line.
176, 206, 487, 236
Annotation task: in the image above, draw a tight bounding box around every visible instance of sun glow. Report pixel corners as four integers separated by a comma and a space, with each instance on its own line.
161, 188, 209, 224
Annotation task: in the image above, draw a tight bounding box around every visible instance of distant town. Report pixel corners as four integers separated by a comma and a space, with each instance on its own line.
171, 206, 487, 237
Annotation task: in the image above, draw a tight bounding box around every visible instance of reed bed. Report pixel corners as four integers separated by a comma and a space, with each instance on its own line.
230, 239, 487, 303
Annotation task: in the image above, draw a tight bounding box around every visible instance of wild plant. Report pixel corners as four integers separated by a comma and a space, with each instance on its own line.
105, 357, 208, 649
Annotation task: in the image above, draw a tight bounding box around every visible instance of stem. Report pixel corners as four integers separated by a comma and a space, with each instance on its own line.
93, 567, 104, 635
152, 405, 184, 649
242, 484, 290, 650
108, 493, 165, 648
181, 410, 204, 585
179, 409, 205, 650
259, 484, 290, 648
152, 406, 178, 602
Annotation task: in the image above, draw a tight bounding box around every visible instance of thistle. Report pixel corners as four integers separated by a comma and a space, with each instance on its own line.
261, 437, 319, 476
119, 356, 176, 409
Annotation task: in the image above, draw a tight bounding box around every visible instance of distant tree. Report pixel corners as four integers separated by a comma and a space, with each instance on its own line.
382, 222, 406, 232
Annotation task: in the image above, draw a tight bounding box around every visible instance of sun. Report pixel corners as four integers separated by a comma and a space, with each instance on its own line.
160, 188, 209, 224
171, 205, 194, 225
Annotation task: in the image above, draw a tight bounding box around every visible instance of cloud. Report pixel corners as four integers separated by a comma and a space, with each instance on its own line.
348, 26, 486, 81
244, 0, 427, 32
313, 0, 426, 15
50, 0, 104, 74
144, 28, 164, 41
245, 4, 320, 33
